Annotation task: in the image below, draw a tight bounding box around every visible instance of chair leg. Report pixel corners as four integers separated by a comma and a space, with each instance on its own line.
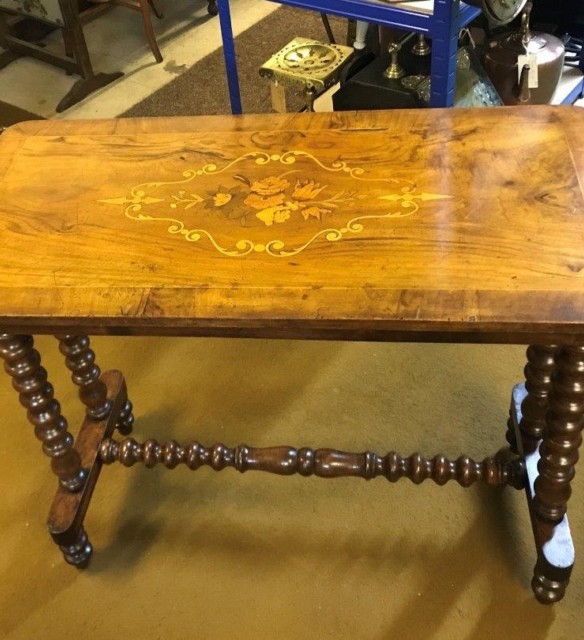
62, 27, 73, 58
148, 0, 163, 20
138, 0, 163, 63
320, 13, 335, 45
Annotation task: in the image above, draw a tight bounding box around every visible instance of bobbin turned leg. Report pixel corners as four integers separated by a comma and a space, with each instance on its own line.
57, 335, 134, 435
0, 334, 86, 491
50, 336, 130, 566
530, 345, 584, 603
507, 346, 556, 457
508, 345, 581, 604
47, 369, 127, 567
507, 346, 556, 454
519, 345, 557, 454
0, 334, 92, 565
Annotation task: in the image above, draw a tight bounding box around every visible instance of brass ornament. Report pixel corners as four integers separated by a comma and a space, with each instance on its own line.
259, 37, 354, 91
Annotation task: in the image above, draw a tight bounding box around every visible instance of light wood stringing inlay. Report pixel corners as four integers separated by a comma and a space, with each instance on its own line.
99, 150, 452, 257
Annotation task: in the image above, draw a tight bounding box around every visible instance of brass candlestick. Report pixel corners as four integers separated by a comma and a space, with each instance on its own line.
384, 43, 404, 79
412, 34, 431, 56
383, 33, 415, 80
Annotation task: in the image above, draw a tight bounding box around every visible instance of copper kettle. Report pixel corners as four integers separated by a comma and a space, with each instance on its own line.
483, 2, 565, 105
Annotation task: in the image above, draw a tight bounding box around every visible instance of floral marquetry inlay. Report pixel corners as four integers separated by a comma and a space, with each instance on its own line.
99, 150, 452, 257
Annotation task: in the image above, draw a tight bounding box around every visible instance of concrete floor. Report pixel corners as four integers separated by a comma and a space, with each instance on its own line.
1, 337, 583, 638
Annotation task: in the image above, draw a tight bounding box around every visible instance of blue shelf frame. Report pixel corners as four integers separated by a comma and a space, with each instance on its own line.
560, 75, 584, 105
217, 0, 482, 114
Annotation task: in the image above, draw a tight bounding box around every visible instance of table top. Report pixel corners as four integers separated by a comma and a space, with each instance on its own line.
1, 107, 584, 342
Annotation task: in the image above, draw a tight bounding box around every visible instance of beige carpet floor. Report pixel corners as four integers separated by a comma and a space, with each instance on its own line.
1, 336, 584, 638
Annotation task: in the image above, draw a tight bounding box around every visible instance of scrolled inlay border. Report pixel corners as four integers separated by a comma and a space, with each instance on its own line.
99, 150, 452, 257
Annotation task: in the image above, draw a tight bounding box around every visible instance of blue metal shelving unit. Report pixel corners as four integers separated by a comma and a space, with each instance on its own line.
217, 0, 482, 114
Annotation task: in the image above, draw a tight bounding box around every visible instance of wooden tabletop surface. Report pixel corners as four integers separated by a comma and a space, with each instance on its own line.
1, 107, 583, 342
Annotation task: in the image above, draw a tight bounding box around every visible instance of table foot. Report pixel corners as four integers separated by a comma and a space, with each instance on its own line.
48, 370, 127, 564
56, 71, 123, 112
59, 526, 93, 568
533, 562, 569, 605
116, 399, 135, 435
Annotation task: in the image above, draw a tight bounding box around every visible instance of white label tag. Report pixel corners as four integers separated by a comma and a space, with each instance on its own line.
517, 54, 539, 89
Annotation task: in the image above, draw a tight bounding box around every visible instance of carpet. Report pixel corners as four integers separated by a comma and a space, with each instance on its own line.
123, 6, 347, 117
0, 100, 44, 128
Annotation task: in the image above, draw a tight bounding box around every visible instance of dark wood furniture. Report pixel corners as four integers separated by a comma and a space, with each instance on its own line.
0, 0, 123, 112
86, 0, 164, 63
86, 0, 222, 65
1, 107, 583, 605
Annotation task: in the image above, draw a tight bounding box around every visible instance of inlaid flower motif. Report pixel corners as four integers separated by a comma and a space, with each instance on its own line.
292, 179, 327, 201
255, 205, 292, 226
300, 206, 331, 221
213, 192, 232, 207
249, 176, 290, 196
170, 191, 203, 209
244, 192, 286, 210
100, 149, 453, 258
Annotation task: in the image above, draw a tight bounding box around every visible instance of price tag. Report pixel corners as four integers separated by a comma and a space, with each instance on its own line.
517, 54, 539, 89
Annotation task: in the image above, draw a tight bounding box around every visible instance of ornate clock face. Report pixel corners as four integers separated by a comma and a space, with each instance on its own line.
473, 0, 528, 25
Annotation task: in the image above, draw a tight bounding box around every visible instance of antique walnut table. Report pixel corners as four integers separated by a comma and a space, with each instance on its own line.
1, 107, 584, 604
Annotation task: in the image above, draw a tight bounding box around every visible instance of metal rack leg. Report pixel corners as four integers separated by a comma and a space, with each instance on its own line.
217, 0, 242, 114
429, 0, 458, 107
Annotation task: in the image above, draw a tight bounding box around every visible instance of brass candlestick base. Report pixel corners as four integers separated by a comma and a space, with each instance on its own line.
412, 34, 431, 56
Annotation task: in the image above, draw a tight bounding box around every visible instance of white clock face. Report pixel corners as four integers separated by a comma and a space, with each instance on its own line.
473, 0, 528, 25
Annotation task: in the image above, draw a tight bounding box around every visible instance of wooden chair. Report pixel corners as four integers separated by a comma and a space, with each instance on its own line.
86, 0, 163, 63
0, 0, 123, 112
87, 0, 218, 64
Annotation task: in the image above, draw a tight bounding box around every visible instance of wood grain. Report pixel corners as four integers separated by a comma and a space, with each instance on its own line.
98, 437, 526, 489
1, 107, 584, 341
